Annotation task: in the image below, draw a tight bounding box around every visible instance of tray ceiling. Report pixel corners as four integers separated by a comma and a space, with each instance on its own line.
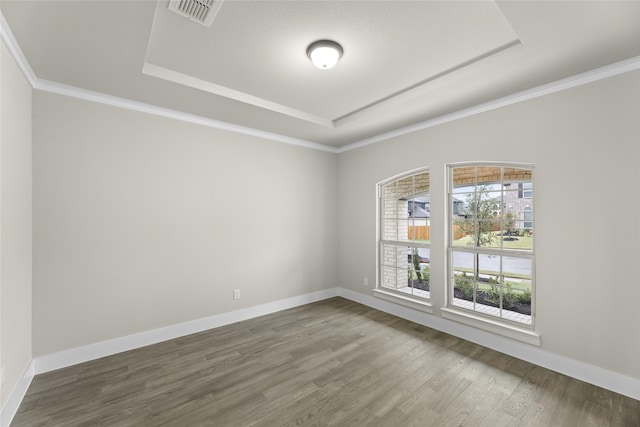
2, 0, 639, 148
144, 1, 520, 127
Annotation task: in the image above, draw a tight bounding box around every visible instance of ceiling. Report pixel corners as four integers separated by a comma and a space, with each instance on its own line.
2, 1, 639, 149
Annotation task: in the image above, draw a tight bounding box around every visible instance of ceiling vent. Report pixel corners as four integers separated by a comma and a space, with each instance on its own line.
167, 0, 224, 27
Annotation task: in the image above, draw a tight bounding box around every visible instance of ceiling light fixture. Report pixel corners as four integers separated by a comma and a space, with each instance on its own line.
307, 40, 343, 70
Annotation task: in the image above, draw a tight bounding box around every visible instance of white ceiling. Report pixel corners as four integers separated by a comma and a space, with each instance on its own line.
2, 1, 639, 149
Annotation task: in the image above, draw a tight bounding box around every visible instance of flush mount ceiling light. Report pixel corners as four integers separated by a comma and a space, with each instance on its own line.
307, 40, 343, 69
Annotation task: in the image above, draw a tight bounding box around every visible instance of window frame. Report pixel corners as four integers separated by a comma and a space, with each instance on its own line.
375, 167, 432, 313
445, 162, 538, 343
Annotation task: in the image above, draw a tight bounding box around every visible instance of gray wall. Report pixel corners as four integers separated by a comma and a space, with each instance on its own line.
338, 71, 640, 380
8, 48, 640, 401
32, 92, 338, 356
1, 40, 33, 408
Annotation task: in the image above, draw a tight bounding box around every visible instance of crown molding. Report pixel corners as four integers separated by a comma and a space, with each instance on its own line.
0, 11, 37, 87
0, 11, 337, 154
35, 78, 338, 153
2, 10, 639, 155
333, 39, 523, 128
336, 55, 640, 153
142, 61, 335, 129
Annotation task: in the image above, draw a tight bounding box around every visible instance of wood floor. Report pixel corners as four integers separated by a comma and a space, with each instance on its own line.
12, 297, 640, 426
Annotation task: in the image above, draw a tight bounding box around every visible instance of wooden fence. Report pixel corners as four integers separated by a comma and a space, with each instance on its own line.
409, 226, 430, 240
410, 223, 501, 241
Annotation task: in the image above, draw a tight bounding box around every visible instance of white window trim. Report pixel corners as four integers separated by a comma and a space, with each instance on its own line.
373, 288, 433, 313
440, 307, 540, 346
375, 167, 431, 311
446, 162, 537, 337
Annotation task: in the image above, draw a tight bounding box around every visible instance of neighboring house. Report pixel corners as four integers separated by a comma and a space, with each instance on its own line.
503, 182, 534, 232
452, 181, 533, 233
452, 196, 465, 216
408, 195, 430, 217
411, 205, 430, 218
408, 195, 430, 228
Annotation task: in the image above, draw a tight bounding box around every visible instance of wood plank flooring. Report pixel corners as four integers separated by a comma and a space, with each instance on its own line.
11, 297, 640, 426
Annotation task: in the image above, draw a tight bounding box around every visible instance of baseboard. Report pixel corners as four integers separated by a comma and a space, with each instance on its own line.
34, 287, 339, 374
337, 287, 640, 401
1, 360, 34, 427
12, 285, 639, 426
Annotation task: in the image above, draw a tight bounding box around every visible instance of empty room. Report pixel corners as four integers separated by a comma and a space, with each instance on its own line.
1, 0, 639, 426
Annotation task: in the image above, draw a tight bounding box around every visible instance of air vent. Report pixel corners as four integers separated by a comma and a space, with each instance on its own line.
167, 0, 224, 27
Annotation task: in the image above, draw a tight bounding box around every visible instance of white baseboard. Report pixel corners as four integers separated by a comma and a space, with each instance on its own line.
7, 285, 638, 427
1, 360, 34, 427
337, 287, 640, 401
33, 287, 339, 374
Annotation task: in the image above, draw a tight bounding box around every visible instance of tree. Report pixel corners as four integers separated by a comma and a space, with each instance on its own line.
411, 248, 423, 283
504, 210, 516, 236
459, 185, 500, 280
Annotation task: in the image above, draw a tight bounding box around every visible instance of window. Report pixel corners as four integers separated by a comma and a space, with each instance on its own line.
518, 182, 533, 199
447, 164, 535, 327
377, 169, 431, 308
523, 206, 533, 230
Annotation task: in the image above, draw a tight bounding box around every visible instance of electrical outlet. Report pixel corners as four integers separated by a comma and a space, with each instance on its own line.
363, 277, 369, 287
233, 289, 240, 300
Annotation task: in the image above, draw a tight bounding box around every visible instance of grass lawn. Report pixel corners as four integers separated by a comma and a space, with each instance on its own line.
453, 267, 531, 280
476, 282, 530, 293
412, 233, 531, 249
453, 232, 532, 250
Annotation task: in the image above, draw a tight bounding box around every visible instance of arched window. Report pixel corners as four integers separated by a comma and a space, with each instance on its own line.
377, 168, 431, 308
